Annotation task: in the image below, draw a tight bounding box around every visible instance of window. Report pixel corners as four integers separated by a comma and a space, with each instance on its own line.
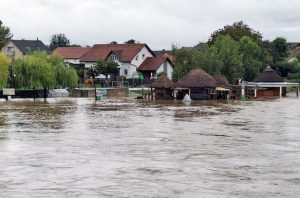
135, 55, 139, 61
6, 47, 15, 56
142, 54, 145, 59
124, 69, 128, 75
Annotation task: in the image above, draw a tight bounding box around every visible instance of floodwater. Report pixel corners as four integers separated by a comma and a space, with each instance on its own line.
0, 96, 299, 198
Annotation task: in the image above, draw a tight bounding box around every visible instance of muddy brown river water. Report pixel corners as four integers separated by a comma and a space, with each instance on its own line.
0, 97, 300, 197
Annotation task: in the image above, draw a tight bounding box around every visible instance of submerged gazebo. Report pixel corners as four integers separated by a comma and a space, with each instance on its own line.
151, 74, 175, 99
248, 66, 299, 97
213, 75, 230, 99
176, 68, 217, 100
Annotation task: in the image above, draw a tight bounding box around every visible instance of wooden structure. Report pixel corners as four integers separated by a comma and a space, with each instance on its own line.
176, 69, 217, 100
249, 66, 299, 97
213, 75, 230, 99
151, 74, 175, 100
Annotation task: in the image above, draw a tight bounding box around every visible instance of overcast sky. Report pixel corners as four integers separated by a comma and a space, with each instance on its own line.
1, 0, 299, 50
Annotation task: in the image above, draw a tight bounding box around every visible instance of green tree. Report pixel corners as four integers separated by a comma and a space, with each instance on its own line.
93, 59, 119, 78
198, 44, 223, 75
239, 36, 262, 81
0, 20, 13, 49
124, 39, 136, 44
271, 37, 289, 64
12, 52, 78, 89
171, 46, 200, 81
213, 35, 243, 83
208, 21, 263, 46
49, 33, 70, 51
0, 53, 9, 88
49, 54, 78, 88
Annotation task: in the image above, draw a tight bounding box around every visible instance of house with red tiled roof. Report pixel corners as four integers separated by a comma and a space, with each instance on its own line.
137, 54, 174, 79
80, 43, 155, 77
53, 47, 90, 65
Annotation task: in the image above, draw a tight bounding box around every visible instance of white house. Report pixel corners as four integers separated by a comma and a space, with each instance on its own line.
79, 43, 155, 78
137, 54, 174, 80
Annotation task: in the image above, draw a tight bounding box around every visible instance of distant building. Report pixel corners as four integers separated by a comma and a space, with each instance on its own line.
1, 39, 49, 60
53, 47, 90, 65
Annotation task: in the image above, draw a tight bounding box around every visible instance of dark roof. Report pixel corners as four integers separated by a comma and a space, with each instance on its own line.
53, 47, 90, 59
80, 43, 154, 62
176, 68, 217, 88
213, 75, 230, 88
11, 39, 49, 54
254, 66, 284, 82
151, 74, 175, 89
137, 55, 173, 71
288, 42, 300, 49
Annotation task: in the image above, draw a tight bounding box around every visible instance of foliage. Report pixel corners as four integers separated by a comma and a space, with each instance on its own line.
239, 36, 262, 81
207, 21, 263, 46
12, 52, 78, 89
49, 33, 70, 51
173, 35, 245, 83
124, 39, 136, 44
197, 44, 223, 75
271, 37, 289, 64
0, 53, 9, 88
88, 59, 119, 79
212, 35, 244, 83
296, 53, 300, 62
49, 54, 78, 88
171, 46, 200, 81
0, 20, 13, 49
110, 41, 118, 44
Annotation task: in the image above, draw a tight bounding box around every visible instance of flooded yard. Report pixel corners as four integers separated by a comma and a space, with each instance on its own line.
0, 97, 300, 197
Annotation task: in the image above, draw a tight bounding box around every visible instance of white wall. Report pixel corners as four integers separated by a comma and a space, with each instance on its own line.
65, 59, 81, 64
131, 46, 154, 69
84, 62, 95, 68
156, 61, 174, 80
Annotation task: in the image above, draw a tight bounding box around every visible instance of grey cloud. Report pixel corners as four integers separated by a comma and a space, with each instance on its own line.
1, 0, 300, 49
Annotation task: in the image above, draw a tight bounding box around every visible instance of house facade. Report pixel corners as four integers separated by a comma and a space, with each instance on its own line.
79, 44, 155, 78
137, 54, 174, 79
1, 39, 49, 61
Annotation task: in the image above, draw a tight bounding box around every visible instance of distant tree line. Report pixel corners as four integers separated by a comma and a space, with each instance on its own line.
172, 21, 299, 83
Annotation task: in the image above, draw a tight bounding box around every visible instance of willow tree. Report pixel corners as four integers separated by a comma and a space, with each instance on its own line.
0, 53, 9, 88
13, 52, 55, 89
49, 54, 78, 88
12, 51, 78, 89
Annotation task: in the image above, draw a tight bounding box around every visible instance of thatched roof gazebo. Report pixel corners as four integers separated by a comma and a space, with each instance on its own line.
213, 75, 230, 99
248, 65, 299, 97
254, 66, 284, 82
151, 74, 175, 100
176, 69, 217, 100
213, 75, 230, 88
151, 74, 175, 89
